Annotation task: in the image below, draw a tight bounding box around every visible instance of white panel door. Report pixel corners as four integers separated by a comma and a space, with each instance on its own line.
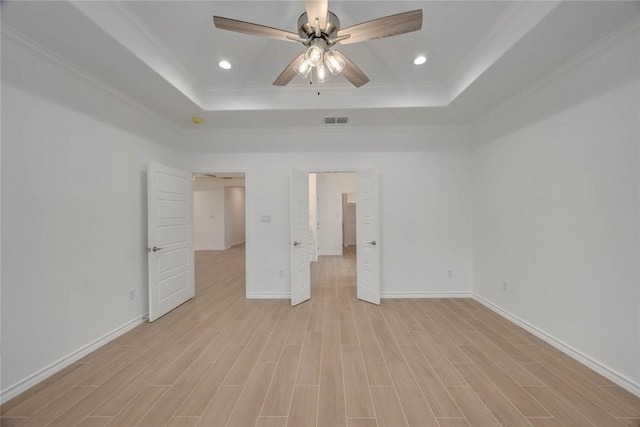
356, 169, 380, 305
148, 163, 194, 321
290, 169, 310, 306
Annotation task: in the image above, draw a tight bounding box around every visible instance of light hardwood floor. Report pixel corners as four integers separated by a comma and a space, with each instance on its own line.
2, 244, 639, 426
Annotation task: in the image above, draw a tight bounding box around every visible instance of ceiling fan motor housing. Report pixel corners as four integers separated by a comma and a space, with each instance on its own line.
297, 11, 340, 44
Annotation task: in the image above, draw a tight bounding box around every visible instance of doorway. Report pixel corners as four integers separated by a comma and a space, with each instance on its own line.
310, 172, 357, 299
192, 172, 247, 296
290, 169, 380, 306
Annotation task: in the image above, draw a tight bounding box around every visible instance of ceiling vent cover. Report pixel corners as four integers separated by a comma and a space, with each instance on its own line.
324, 117, 348, 124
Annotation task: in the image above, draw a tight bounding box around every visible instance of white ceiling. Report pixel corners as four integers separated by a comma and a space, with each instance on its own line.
2, 1, 640, 130
123, 1, 510, 88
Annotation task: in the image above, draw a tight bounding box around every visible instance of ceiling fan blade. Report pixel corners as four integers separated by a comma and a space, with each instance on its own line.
334, 51, 369, 88
305, 0, 329, 31
213, 16, 299, 42
273, 53, 306, 86
337, 9, 423, 45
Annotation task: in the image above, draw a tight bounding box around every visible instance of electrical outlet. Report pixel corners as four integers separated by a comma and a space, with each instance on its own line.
278, 269, 285, 278
502, 282, 508, 292
448, 270, 453, 278
129, 289, 135, 301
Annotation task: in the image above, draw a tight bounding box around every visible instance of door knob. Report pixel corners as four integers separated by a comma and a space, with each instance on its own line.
152, 246, 164, 252
364, 240, 377, 246
293, 241, 302, 246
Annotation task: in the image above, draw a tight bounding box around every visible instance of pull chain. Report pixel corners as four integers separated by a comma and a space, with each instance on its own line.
308, 69, 321, 95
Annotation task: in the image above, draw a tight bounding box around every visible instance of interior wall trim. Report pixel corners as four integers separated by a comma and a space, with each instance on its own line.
318, 250, 343, 256
248, 292, 291, 299
0, 25, 179, 134
473, 15, 640, 128
0, 313, 148, 405
380, 291, 473, 298
249, 291, 475, 299
473, 294, 640, 398
5, 292, 639, 404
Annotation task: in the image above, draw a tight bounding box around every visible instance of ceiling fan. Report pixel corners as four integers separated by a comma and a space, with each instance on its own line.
213, 0, 423, 88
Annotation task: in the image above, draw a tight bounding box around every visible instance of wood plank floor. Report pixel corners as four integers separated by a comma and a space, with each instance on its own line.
2, 244, 639, 426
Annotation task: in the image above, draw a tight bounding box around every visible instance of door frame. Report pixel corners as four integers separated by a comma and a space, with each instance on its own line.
192, 170, 251, 298
306, 168, 380, 302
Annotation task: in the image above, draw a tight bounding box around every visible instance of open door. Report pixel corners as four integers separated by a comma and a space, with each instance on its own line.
356, 169, 380, 305
147, 163, 194, 321
290, 169, 310, 306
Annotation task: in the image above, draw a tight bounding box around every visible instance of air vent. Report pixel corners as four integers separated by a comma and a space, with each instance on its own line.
324, 117, 348, 124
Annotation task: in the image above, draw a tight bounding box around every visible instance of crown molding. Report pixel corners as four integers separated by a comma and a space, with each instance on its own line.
182, 123, 470, 136
472, 14, 640, 129
199, 86, 450, 111
113, 1, 208, 94
68, 0, 205, 108
201, 81, 447, 95
446, 0, 521, 89
63, 0, 450, 113
446, 0, 561, 105
1, 25, 182, 135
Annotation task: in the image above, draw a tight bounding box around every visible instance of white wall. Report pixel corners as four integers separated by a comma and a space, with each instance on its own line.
308, 173, 318, 262
193, 179, 245, 250
1, 37, 182, 399
344, 202, 357, 247
182, 129, 473, 300
225, 186, 246, 247
316, 173, 356, 256
472, 29, 640, 391
193, 180, 226, 250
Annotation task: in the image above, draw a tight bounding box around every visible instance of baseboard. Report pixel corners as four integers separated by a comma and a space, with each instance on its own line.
247, 292, 290, 299
318, 250, 342, 256
249, 291, 473, 299
473, 294, 640, 397
0, 313, 148, 404
382, 291, 472, 298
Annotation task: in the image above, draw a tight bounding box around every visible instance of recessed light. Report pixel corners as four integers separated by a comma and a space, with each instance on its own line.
218, 60, 232, 70
413, 55, 427, 65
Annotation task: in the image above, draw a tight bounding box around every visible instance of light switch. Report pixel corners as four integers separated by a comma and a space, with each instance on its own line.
261, 215, 272, 223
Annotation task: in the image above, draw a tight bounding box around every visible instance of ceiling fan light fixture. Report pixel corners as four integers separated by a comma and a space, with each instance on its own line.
316, 63, 329, 83
295, 59, 312, 78
305, 45, 324, 67
324, 51, 345, 75
213, 4, 423, 89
